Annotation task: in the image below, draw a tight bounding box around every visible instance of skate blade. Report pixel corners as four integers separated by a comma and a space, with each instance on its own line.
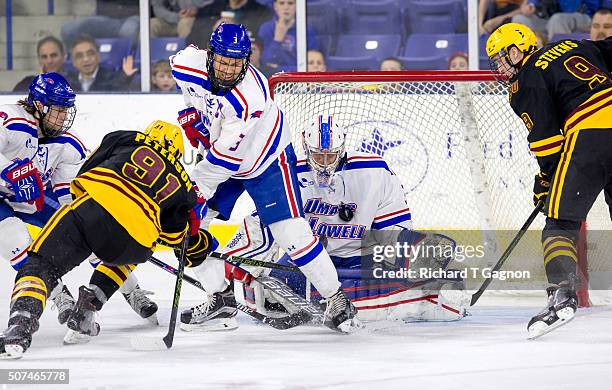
179, 317, 239, 332
336, 317, 365, 334
63, 329, 92, 345
527, 313, 575, 340
0, 345, 24, 359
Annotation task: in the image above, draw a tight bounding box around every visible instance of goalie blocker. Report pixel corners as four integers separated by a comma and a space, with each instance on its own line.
222, 214, 469, 323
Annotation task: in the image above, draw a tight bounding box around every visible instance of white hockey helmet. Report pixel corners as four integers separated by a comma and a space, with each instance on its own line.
302, 115, 346, 187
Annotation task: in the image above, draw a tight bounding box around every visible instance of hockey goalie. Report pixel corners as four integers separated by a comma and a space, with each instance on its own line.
190, 116, 470, 327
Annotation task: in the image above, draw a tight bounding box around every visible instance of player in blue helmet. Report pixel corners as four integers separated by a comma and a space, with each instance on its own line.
26, 72, 77, 137
206, 23, 252, 91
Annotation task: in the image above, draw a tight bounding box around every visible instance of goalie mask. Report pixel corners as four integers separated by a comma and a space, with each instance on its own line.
27, 72, 76, 137
302, 116, 346, 188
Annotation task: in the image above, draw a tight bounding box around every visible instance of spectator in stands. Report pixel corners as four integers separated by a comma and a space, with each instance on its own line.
259, 0, 318, 73
590, 7, 612, 40
380, 57, 402, 71
13, 36, 67, 92
65, 35, 137, 92
61, 0, 140, 49
250, 40, 276, 76
448, 52, 469, 70
307, 49, 327, 72
186, 0, 272, 47
512, 0, 600, 39
151, 60, 177, 92
151, 1, 213, 38
211, 10, 237, 31
479, 0, 523, 35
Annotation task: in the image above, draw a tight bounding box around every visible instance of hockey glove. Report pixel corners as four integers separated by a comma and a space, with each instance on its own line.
533, 172, 550, 206
1, 158, 44, 212
177, 107, 211, 149
175, 228, 214, 268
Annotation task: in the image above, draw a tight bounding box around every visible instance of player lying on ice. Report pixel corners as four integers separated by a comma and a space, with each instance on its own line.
170, 23, 361, 333
179, 116, 470, 331
486, 24, 611, 338
0, 120, 215, 359
0, 74, 159, 336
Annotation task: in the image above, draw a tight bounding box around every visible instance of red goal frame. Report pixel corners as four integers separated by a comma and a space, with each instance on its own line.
268, 70, 591, 307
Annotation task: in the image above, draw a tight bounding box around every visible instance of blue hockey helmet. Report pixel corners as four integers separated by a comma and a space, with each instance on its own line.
28, 72, 76, 108
207, 23, 251, 91
27, 72, 77, 137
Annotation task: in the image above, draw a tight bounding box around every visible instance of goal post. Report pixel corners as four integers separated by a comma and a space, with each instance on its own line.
268, 70, 610, 307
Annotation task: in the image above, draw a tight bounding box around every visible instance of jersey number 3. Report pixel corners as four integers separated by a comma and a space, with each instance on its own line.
122, 147, 181, 204
564, 56, 609, 90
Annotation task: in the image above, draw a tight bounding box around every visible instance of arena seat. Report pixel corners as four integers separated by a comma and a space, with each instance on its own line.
95, 38, 132, 71
399, 33, 465, 70
404, 0, 464, 34
343, 0, 402, 34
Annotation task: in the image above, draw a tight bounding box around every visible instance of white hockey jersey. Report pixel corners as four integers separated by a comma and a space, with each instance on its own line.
223, 151, 412, 262
0, 104, 87, 211
170, 45, 292, 200
297, 151, 412, 258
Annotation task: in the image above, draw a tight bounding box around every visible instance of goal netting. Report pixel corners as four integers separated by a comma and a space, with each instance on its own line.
269, 71, 611, 305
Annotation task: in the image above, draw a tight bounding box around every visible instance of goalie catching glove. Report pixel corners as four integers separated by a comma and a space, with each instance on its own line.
175, 228, 214, 268
533, 172, 550, 206
1, 158, 44, 212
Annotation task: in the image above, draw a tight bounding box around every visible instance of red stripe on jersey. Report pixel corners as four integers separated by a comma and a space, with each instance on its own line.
234, 88, 249, 121
374, 207, 411, 221
173, 64, 208, 77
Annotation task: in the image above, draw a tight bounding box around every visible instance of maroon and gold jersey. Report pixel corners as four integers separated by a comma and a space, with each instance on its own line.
510, 36, 612, 176
71, 130, 196, 248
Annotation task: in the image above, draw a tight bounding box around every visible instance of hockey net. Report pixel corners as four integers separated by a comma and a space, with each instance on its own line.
269, 71, 611, 306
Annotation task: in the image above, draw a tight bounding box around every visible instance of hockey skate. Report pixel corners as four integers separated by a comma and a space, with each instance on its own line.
0, 313, 39, 359
322, 289, 363, 333
527, 283, 578, 340
123, 285, 159, 324
180, 287, 238, 332
50, 285, 75, 325
64, 286, 102, 345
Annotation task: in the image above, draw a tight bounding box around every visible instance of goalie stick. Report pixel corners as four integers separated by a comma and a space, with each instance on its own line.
470, 201, 544, 306
146, 256, 313, 330
130, 233, 189, 351
209, 251, 299, 272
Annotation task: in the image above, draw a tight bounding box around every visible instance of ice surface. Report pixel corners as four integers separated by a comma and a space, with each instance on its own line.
1, 251, 611, 390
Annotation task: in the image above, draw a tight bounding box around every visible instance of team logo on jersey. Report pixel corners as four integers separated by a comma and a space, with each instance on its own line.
303, 198, 356, 216
308, 217, 366, 240
250, 110, 263, 119
0, 112, 7, 121
348, 120, 428, 194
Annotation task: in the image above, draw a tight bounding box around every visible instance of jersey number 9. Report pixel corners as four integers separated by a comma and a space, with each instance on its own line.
564, 56, 609, 90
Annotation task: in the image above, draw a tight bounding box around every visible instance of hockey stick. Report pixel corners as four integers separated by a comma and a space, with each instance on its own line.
209, 251, 299, 272
470, 201, 544, 306
147, 256, 313, 330
130, 233, 190, 351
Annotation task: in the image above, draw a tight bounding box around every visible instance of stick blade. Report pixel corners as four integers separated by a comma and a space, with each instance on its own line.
129, 335, 169, 351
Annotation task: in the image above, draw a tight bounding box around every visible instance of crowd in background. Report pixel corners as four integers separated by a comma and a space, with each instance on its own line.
9, 0, 612, 93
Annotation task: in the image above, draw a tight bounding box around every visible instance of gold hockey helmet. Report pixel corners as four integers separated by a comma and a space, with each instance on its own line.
143, 120, 185, 159
486, 23, 538, 81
